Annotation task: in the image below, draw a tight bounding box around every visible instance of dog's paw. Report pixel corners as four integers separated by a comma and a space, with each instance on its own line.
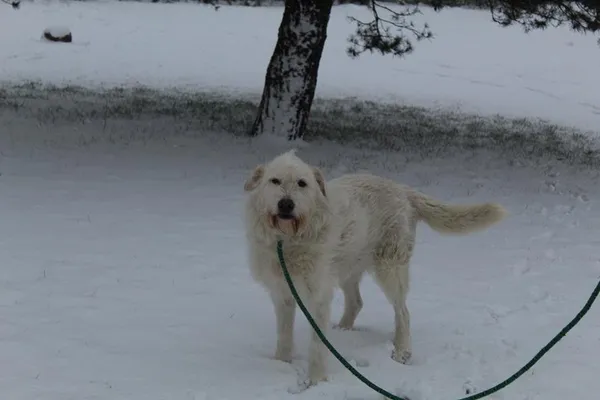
350, 357, 370, 368
287, 376, 327, 394
332, 323, 355, 331
391, 349, 412, 365
273, 351, 293, 364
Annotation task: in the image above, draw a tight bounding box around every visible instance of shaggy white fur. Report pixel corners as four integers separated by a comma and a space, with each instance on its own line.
243, 150, 506, 389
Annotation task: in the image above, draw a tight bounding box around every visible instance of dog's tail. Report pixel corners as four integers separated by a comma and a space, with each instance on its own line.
408, 190, 506, 235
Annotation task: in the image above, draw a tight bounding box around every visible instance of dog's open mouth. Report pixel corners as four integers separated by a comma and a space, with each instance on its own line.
270, 214, 302, 235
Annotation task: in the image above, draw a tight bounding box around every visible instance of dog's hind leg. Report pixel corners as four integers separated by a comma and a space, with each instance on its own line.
371, 224, 415, 364
335, 271, 365, 330
372, 261, 412, 364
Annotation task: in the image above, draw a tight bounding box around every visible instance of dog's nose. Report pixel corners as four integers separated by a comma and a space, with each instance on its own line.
277, 198, 295, 215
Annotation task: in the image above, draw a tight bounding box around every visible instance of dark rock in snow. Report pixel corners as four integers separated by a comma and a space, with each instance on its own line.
42, 26, 72, 43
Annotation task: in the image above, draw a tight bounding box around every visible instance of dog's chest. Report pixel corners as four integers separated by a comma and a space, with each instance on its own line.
250, 242, 327, 282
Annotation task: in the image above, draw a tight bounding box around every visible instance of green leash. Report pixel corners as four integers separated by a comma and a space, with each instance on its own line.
276, 240, 600, 400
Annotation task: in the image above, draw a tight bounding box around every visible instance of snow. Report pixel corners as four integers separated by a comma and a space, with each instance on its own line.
1, 120, 599, 400
1, 1, 600, 400
43, 25, 71, 37
1, 1, 599, 132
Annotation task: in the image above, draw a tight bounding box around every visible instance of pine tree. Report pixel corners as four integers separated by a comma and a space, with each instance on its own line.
250, 1, 335, 141
250, 0, 600, 141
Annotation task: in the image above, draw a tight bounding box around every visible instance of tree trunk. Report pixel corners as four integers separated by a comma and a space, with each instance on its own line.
250, 0, 334, 141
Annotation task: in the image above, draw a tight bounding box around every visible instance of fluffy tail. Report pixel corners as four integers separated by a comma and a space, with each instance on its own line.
408, 190, 506, 234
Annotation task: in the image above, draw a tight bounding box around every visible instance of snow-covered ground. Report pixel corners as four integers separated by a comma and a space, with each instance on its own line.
1, 117, 600, 400
1, 1, 600, 131
1, 1, 600, 400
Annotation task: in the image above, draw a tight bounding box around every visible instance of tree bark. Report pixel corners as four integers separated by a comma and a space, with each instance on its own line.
250, 0, 334, 141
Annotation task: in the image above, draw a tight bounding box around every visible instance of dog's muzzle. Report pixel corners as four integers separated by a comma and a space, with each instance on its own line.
277, 197, 295, 220
271, 197, 303, 235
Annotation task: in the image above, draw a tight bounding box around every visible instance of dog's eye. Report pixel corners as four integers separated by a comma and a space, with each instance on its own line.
297, 179, 307, 188
270, 178, 281, 185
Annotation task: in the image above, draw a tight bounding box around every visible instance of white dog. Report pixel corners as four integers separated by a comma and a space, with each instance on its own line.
243, 150, 506, 388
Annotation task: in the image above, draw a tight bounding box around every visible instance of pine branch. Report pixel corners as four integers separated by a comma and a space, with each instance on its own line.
483, 1, 600, 45
2, 0, 20, 9
484, 1, 599, 33
347, 0, 433, 58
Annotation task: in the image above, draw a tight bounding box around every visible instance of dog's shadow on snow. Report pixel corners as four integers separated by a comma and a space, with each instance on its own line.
254, 323, 415, 396
262, 323, 392, 368
329, 323, 392, 351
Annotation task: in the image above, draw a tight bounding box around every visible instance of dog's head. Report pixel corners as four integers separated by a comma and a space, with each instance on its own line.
244, 150, 328, 238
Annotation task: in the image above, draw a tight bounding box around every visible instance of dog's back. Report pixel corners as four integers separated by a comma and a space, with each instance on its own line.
325, 174, 418, 275
326, 172, 505, 273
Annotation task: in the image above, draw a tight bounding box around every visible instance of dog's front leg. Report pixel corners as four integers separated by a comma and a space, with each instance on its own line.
270, 289, 296, 363
304, 281, 334, 386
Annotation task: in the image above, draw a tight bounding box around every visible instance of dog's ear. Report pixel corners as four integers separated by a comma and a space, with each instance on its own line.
244, 165, 265, 192
312, 167, 326, 197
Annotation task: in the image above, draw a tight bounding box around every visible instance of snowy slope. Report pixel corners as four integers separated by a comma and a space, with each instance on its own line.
1, 1, 600, 131
1, 117, 599, 400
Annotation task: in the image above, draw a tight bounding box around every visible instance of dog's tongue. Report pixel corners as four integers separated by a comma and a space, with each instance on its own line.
278, 217, 298, 236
